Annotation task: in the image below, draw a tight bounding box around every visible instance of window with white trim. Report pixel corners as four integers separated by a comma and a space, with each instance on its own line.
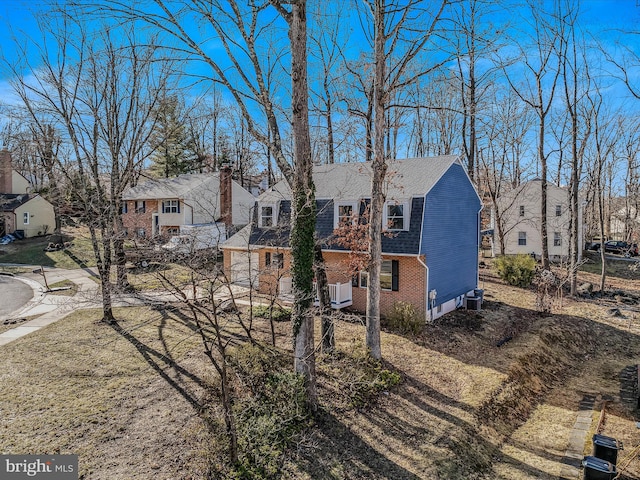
135, 200, 146, 213
384, 201, 409, 230
518, 231, 527, 246
259, 204, 276, 227
162, 199, 180, 213
358, 260, 399, 291
555, 205, 562, 216
23, 212, 30, 225
519, 205, 525, 217
554, 232, 562, 247
334, 202, 357, 228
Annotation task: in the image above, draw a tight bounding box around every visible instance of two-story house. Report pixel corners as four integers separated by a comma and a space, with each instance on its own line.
222, 156, 483, 321
494, 179, 583, 261
0, 149, 56, 238
121, 166, 256, 240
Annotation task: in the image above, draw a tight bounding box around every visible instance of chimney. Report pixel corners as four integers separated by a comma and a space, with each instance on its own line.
220, 164, 233, 228
0, 149, 12, 194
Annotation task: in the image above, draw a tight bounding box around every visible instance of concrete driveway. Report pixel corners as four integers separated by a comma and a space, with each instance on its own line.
0, 275, 34, 318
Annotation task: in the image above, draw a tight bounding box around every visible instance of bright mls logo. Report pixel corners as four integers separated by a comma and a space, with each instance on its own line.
1, 455, 78, 479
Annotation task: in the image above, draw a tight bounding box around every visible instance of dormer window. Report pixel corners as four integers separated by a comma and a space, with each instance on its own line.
334, 201, 358, 228
259, 204, 276, 227
383, 201, 409, 231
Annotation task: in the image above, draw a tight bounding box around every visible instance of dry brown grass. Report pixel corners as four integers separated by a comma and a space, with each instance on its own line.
1, 264, 640, 479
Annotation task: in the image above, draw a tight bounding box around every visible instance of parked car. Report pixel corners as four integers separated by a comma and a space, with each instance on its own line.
603, 240, 638, 257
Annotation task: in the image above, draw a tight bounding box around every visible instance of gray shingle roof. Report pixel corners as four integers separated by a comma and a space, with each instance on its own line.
122, 173, 217, 200
257, 156, 460, 202
0, 193, 34, 211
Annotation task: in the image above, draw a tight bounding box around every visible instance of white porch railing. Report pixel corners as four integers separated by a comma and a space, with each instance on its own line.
278, 277, 352, 309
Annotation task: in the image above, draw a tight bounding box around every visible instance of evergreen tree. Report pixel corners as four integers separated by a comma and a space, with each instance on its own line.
149, 95, 195, 178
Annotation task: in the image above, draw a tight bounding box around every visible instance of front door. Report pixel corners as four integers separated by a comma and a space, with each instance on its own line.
152, 214, 159, 237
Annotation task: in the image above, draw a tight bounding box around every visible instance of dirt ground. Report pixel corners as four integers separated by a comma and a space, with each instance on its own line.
0, 262, 639, 479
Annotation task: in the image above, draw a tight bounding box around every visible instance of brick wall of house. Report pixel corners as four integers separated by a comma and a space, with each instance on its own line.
257, 248, 292, 297
324, 252, 427, 316
122, 200, 159, 239
239, 248, 427, 317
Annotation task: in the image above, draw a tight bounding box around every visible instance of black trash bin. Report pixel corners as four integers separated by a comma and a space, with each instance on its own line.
582, 456, 617, 480
593, 434, 623, 465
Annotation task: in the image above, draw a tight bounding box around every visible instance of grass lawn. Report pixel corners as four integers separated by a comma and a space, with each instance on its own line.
1, 268, 640, 479
0, 227, 97, 269
580, 252, 640, 283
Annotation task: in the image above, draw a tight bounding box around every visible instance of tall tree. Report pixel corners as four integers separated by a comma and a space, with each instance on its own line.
10, 15, 168, 320
149, 94, 195, 178
99, 0, 319, 407
366, 0, 448, 359
557, 0, 592, 295
504, 0, 562, 269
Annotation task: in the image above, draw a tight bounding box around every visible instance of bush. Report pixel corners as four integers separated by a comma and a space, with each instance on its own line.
494, 254, 537, 287
382, 301, 425, 334
329, 340, 402, 409
252, 305, 291, 322
230, 344, 310, 480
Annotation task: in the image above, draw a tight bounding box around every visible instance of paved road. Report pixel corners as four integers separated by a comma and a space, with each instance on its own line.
0, 275, 34, 318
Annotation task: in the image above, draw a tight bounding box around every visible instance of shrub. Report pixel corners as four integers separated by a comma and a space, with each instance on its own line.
331, 340, 402, 409
382, 301, 425, 334
230, 344, 310, 480
494, 254, 537, 288
252, 305, 291, 322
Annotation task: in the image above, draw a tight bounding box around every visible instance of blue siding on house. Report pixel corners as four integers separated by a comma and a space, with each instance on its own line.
422, 164, 481, 307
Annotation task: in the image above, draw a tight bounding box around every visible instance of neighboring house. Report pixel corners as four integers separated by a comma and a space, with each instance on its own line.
0, 149, 55, 238
495, 179, 583, 261
609, 204, 639, 243
222, 156, 482, 321
121, 166, 255, 239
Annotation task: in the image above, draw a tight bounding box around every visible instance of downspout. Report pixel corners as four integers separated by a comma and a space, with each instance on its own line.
417, 253, 431, 322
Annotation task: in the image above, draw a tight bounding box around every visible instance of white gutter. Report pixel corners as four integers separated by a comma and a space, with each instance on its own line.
416, 253, 430, 322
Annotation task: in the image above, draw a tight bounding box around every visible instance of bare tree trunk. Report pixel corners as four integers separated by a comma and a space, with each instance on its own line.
287, 0, 317, 408
366, 0, 387, 361
314, 244, 334, 353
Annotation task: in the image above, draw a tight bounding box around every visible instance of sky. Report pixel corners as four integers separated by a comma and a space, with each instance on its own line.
2, 0, 640, 166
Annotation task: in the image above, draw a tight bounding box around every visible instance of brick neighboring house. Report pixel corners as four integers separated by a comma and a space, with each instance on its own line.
121, 167, 256, 240
494, 180, 583, 261
222, 156, 483, 321
0, 149, 56, 238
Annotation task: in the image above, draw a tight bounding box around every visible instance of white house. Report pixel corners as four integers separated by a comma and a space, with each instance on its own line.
495, 180, 583, 261
0, 149, 56, 238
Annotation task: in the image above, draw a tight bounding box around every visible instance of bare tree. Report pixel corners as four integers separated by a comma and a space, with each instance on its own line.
557, 0, 592, 295
96, 0, 319, 406
365, 0, 447, 359
9, 15, 169, 320
503, 0, 562, 269
450, 0, 506, 182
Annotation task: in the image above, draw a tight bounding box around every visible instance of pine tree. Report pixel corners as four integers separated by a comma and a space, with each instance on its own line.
149, 95, 195, 178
